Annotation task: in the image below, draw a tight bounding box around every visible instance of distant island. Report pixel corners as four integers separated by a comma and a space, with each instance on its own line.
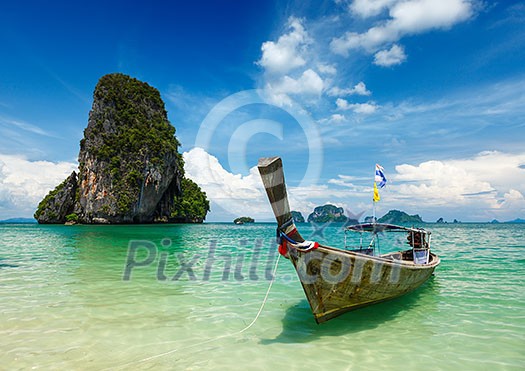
34, 73, 209, 224
0, 218, 37, 224
308, 204, 347, 223
291, 211, 305, 223
364, 216, 376, 223
305, 206, 424, 224
234, 217, 254, 224
378, 210, 424, 224
508, 218, 525, 223
489, 218, 525, 224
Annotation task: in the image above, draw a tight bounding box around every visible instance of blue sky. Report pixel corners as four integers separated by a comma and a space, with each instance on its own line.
1, 0, 524, 222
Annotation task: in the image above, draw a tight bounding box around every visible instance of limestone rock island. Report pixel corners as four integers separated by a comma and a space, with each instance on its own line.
35, 73, 209, 224
234, 217, 254, 225
307, 204, 347, 223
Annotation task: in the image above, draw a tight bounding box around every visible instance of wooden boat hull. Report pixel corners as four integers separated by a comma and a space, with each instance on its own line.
287, 245, 439, 323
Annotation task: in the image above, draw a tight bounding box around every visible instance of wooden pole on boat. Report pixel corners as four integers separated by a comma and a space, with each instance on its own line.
372, 164, 377, 224
257, 157, 293, 229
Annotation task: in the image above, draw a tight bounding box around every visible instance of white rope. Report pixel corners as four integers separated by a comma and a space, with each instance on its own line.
112, 254, 281, 369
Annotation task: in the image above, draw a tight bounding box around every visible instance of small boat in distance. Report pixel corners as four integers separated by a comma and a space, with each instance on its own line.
258, 157, 440, 323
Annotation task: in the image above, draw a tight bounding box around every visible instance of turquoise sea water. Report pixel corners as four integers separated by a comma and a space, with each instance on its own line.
1, 223, 524, 370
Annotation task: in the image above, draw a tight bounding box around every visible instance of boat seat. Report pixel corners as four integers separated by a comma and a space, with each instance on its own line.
349, 248, 374, 256
388, 252, 402, 261
381, 252, 402, 261
413, 248, 429, 264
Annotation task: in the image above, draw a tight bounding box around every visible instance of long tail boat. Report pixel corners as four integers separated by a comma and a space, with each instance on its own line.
258, 157, 440, 323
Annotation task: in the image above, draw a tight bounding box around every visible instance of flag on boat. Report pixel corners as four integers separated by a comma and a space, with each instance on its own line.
373, 182, 380, 202
375, 164, 387, 188
373, 164, 386, 203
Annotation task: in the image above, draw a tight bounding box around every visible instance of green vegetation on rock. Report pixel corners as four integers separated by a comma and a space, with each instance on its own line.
291, 211, 305, 223
171, 178, 210, 223
65, 213, 79, 223
34, 172, 78, 224
307, 204, 347, 223
34, 179, 67, 220
378, 210, 424, 224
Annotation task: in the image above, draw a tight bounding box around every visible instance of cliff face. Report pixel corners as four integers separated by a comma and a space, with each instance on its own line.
35, 73, 208, 224
77, 73, 182, 223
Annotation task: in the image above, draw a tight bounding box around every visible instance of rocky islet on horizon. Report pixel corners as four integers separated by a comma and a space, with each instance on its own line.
302, 205, 425, 224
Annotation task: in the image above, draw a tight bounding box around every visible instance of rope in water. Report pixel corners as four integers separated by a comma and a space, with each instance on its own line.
115, 254, 281, 368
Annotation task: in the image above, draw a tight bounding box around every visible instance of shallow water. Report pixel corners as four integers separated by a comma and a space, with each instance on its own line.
0, 223, 523, 370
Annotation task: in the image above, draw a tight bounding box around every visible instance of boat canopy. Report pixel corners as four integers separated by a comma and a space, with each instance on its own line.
345, 223, 429, 235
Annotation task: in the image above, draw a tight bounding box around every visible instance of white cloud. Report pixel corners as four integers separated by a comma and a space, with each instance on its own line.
264, 68, 325, 106
499, 189, 525, 213
353, 103, 378, 114
0, 154, 78, 219
322, 151, 525, 221
328, 175, 368, 192
350, 0, 399, 18
330, 32, 362, 56
183, 147, 269, 219
318, 113, 347, 125
335, 98, 349, 109
447, 151, 525, 194
352, 81, 371, 95
331, 0, 474, 55
390, 0, 473, 33
374, 44, 407, 66
391, 151, 525, 203
318, 63, 337, 75
268, 69, 324, 97
336, 98, 379, 114
331, 113, 346, 122
257, 17, 310, 74
328, 81, 371, 96
389, 151, 525, 219
257, 17, 329, 106
393, 160, 494, 204
329, 113, 346, 123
